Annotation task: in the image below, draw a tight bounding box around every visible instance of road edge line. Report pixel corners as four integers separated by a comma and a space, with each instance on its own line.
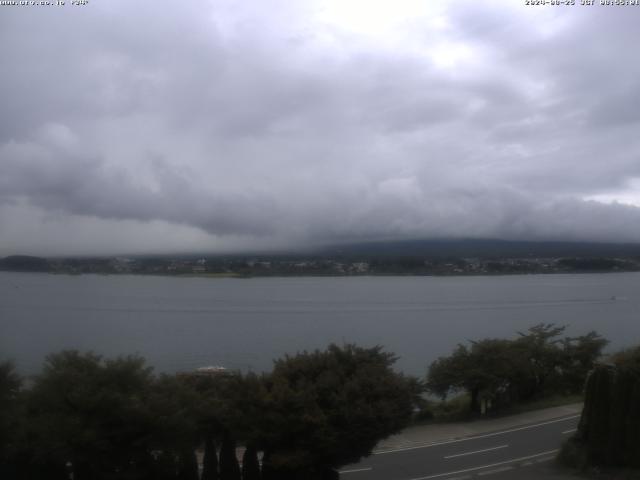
408, 449, 559, 480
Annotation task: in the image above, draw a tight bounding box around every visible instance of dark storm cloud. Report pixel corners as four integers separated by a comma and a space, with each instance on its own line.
0, 139, 276, 235
2, 0, 640, 254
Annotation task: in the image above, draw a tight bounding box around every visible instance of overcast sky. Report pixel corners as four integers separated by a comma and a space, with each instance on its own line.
2, 0, 640, 255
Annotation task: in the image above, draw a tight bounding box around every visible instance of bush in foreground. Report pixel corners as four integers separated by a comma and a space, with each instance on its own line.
0, 344, 420, 480
560, 345, 640, 473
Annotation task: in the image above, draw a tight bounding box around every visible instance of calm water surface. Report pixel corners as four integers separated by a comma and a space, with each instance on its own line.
1, 272, 639, 376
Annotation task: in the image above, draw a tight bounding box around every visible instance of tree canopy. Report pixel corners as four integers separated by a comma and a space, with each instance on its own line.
0, 344, 419, 480
427, 324, 608, 414
1, 329, 606, 479
258, 344, 417, 476
0, 361, 22, 477
24, 351, 158, 479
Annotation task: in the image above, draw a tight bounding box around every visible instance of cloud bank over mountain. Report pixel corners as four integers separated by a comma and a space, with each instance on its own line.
2, 0, 640, 255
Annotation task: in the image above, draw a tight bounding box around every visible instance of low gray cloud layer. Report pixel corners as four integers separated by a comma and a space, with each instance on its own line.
2, 0, 640, 255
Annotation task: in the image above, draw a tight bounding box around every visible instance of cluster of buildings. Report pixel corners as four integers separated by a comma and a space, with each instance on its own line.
36, 255, 640, 276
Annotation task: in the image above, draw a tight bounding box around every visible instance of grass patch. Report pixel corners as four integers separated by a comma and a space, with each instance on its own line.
413, 393, 583, 426
497, 393, 583, 416
413, 393, 472, 424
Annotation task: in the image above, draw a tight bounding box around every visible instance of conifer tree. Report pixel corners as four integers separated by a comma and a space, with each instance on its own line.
202, 436, 219, 480
241, 445, 261, 480
178, 448, 199, 480
219, 433, 241, 480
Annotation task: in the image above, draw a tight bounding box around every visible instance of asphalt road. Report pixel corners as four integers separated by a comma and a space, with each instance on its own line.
339, 414, 580, 480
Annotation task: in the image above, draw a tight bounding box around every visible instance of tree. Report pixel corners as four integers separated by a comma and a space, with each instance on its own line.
560, 331, 609, 393
258, 344, 417, 478
219, 433, 241, 480
201, 436, 219, 480
183, 369, 266, 480
152, 450, 179, 480
513, 324, 567, 400
513, 325, 607, 399
570, 346, 640, 469
610, 345, 640, 371
24, 351, 157, 479
241, 445, 261, 480
177, 448, 199, 480
147, 374, 202, 455
427, 325, 608, 414
427, 340, 520, 413
0, 361, 23, 478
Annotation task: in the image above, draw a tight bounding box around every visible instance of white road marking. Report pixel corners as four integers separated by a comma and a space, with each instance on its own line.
477, 466, 514, 476
562, 428, 577, 434
339, 467, 372, 474
444, 444, 509, 459
408, 449, 559, 480
375, 415, 579, 455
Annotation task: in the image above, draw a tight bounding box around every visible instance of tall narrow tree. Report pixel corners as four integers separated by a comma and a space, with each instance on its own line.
241, 444, 261, 480
154, 451, 179, 480
219, 433, 241, 480
260, 451, 276, 480
0, 361, 22, 479
178, 448, 199, 480
202, 436, 219, 480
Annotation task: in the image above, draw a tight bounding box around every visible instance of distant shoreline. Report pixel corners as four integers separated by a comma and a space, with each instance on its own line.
2, 251, 640, 278
2, 269, 640, 279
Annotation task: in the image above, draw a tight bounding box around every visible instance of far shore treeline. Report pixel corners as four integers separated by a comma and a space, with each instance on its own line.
4, 237, 640, 277
1, 254, 640, 277
0, 325, 613, 479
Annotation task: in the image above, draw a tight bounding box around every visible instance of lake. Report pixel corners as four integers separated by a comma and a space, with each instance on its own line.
1, 272, 639, 376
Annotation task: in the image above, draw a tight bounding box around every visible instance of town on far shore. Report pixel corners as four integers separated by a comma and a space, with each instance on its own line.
4, 239, 640, 277
0, 251, 640, 277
